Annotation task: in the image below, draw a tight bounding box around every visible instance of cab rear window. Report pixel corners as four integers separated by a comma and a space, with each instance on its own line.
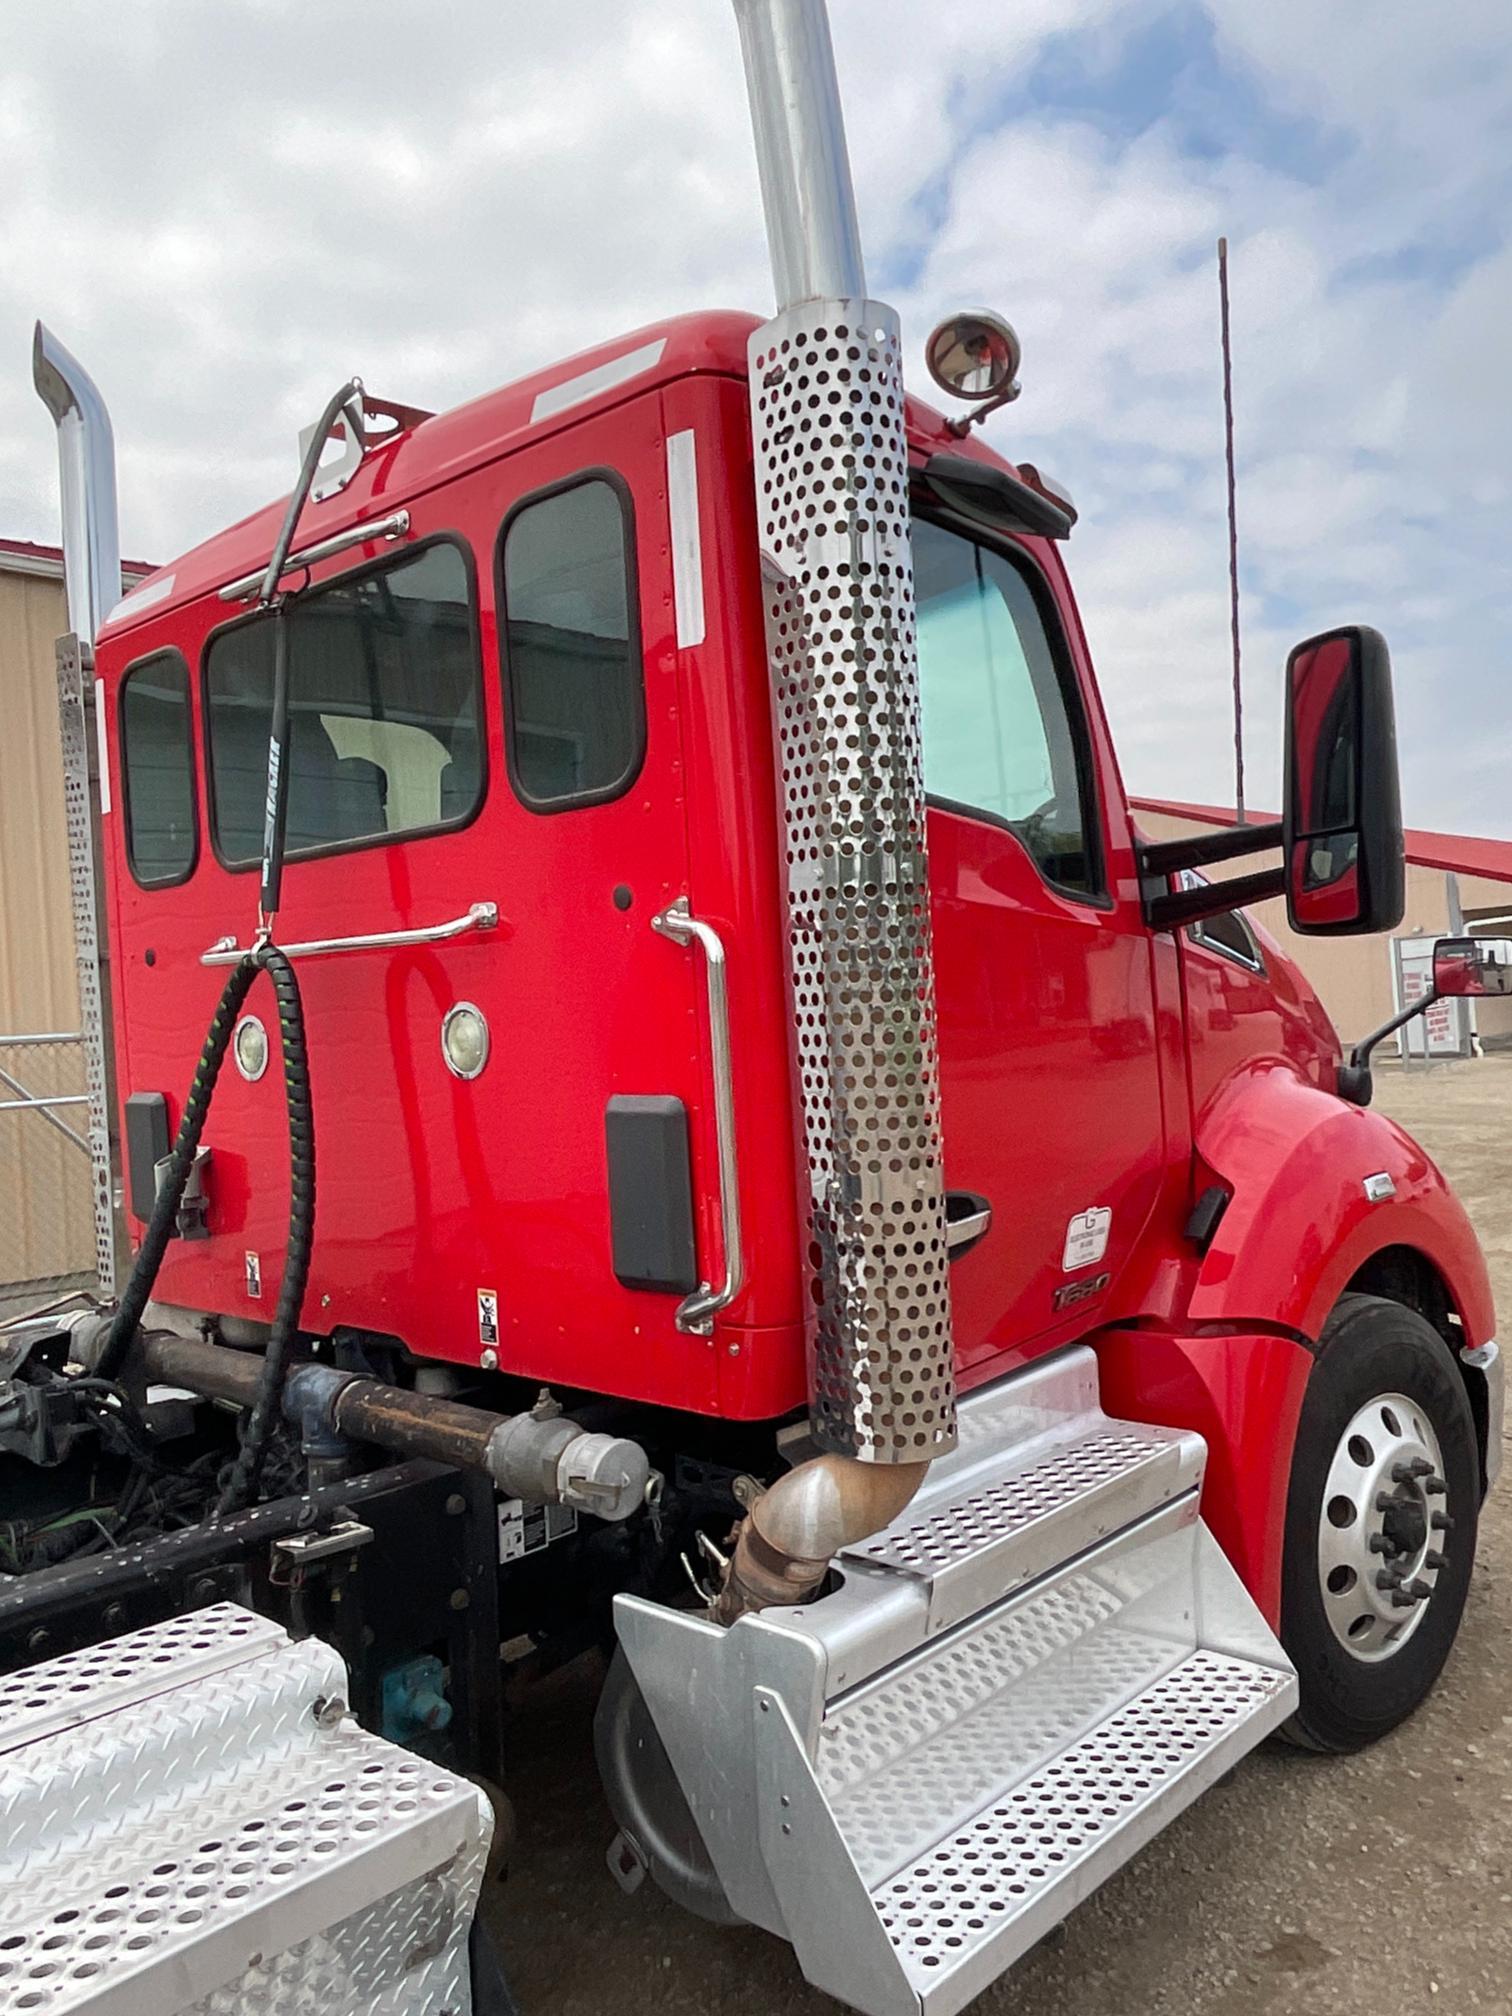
498, 475, 644, 809
119, 649, 197, 888
203, 539, 483, 866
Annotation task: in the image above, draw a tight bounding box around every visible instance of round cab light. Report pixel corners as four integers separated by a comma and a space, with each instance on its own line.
233, 1015, 269, 1082
442, 1002, 490, 1080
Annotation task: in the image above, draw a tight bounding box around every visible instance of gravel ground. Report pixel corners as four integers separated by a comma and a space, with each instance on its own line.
491, 1056, 1512, 2015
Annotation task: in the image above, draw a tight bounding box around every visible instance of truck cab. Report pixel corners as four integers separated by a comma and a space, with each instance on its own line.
5, 5, 1501, 2012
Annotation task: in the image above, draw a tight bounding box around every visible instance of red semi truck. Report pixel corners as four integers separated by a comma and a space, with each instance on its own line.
2, 2, 1503, 2012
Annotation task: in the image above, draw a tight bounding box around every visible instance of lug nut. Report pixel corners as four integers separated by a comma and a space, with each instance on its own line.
1406, 1578, 1433, 1602
1423, 1476, 1447, 1497
1375, 1567, 1402, 1590
1431, 1511, 1453, 1531
1425, 1549, 1447, 1570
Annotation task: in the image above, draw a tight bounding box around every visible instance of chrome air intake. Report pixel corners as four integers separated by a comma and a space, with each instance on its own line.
734, 0, 955, 1463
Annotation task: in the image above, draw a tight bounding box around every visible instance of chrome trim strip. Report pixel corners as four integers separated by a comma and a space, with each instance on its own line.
666, 429, 706, 648
201, 901, 499, 966
0, 1094, 89, 1113
1461, 1338, 1503, 1489
217, 510, 411, 602
530, 338, 668, 425
0, 1033, 83, 1048
652, 898, 745, 1335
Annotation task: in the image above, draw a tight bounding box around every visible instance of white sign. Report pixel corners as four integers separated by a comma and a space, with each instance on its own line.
1062, 1206, 1112, 1272
1393, 936, 1471, 1059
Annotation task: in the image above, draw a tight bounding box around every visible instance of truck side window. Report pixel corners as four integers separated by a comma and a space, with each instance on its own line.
203, 539, 483, 866
914, 517, 1101, 899
1176, 870, 1266, 971
499, 475, 644, 810
119, 649, 197, 888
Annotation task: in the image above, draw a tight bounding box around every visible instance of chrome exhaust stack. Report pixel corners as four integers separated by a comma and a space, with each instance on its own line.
32, 322, 123, 648
724, 0, 956, 1610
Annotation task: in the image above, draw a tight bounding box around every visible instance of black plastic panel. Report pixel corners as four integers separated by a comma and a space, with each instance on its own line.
604, 1096, 697, 1294
124, 1091, 169, 1222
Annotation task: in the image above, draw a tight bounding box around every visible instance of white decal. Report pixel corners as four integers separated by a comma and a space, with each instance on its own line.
666, 429, 706, 648
100, 571, 176, 629
1062, 1206, 1112, 1272
498, 1497, 578, 1565
477, 1288, 499, 1347
93, 677, 111, 815
1363, 1171, 1396, 1203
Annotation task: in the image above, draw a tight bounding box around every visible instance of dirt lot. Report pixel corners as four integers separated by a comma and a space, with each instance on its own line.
493, 1057, 1512, 2015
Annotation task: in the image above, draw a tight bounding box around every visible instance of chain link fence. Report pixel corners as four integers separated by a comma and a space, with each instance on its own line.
0, 1031, 97, 1318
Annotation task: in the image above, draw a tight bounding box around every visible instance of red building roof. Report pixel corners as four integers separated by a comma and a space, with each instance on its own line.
1131, 797, 1512, 887
0, 536, 156, 579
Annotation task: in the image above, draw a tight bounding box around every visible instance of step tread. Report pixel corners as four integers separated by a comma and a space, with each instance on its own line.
873, 1648, 1288, 2002
843, 1419, 1193, 1636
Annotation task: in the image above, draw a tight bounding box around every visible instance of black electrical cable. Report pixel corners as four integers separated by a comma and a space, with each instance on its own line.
95, 953, 262, 1380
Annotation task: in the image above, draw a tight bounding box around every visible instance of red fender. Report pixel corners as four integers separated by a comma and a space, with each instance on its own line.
1095, 1327, 1310, 1629
1188, 1063, 1494, 1348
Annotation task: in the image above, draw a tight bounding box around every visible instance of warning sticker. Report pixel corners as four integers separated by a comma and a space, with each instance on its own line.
498, 1498, 578, 1565
477, 1289, 499, 1347
1062, 1206, 1112, 1272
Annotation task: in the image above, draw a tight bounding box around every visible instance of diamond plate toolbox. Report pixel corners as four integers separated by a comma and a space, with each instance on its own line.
0, 1602, 492, 2014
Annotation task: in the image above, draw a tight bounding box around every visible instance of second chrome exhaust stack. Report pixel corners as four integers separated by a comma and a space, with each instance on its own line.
723, 0, 956, 1614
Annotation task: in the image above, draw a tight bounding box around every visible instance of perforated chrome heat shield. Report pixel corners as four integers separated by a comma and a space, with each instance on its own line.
749, 302, 955, 1462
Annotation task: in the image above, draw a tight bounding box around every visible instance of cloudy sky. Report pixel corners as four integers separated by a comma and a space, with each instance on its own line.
3, 0, 1510, 833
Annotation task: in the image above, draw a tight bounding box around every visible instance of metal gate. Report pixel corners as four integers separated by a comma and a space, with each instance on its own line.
0, 636, 117, 1318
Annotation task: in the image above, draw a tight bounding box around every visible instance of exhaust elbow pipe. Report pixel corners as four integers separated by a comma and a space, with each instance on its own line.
33, 322, 123, 647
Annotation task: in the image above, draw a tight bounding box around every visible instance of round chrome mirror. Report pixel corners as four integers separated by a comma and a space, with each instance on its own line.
925, 311, 1022, 406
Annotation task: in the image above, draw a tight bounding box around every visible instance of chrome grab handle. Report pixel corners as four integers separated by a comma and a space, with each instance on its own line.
217, 509, 411, 602
652, 898, 744, 1335
201, 902, 500, 966
946, 1205, 993, 1252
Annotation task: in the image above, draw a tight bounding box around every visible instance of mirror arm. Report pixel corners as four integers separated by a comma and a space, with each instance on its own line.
1350, 987, 1440, 1072
1337, 986, 1441, 1108
1143, 864, 1285, 932
1137, 820, 1283, 879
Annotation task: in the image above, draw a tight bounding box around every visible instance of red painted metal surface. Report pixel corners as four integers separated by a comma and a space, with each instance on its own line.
1095, 1325, 1311, 1628
93, 307, 1495, 1520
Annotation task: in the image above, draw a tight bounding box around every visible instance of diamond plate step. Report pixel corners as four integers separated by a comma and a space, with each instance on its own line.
616, 1346, 1299, 2016
0, 1605, 492, 2015
842, 1415, 1197, 1637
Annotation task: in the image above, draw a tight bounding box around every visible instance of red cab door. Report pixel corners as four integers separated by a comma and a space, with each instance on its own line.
914, 513, 1167, 1378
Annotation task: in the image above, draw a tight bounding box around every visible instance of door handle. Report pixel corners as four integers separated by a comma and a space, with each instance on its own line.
945, 1191, 993, 1258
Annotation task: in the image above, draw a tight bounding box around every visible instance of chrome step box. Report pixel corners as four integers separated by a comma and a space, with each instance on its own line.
614, 1346, 1297, 2016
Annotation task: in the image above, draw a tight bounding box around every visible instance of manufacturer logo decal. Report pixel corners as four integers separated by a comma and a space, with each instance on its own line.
244, 1251, 262, 1299
477, 1289, 499, 1347
1062, 1206, 1112, 1272
1054, 1271, 1111, 1313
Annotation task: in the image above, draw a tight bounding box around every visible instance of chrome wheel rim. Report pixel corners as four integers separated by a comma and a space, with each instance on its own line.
1317, 1391, 1449, 1663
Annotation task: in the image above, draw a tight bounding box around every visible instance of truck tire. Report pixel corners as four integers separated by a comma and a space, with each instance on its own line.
1280, 1291, 1479, 1752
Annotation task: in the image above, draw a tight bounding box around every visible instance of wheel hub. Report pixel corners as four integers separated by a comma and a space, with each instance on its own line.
1317, 1391, 1449, 1662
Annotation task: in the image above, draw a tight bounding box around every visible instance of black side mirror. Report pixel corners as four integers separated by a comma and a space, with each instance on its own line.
1282, 625, 1404, 937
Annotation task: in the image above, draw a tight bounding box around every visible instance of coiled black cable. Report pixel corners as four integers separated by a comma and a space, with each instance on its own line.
216, 946, 314, 1513
93, 944, 316, 1516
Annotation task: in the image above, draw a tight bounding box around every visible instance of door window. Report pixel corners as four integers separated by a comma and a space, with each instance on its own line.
203, 539, 483, 866
499, 475, 645, 810
914, 517, 1101, 898
120, 650, 197, 887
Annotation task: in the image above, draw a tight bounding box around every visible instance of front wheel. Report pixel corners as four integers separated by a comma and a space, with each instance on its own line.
1280, 1292, 1479, 1752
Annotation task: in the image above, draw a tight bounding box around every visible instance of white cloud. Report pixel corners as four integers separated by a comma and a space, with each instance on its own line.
2, 0, 1510, 833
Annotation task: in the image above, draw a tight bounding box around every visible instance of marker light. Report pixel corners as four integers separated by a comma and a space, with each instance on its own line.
233, 1015, 269, 1082
441, 1002, 490, 1080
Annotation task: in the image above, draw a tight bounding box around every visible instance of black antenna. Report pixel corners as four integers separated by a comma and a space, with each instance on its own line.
1218, 237, 1245, 825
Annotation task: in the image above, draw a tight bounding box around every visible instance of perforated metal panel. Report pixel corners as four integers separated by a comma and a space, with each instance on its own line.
748, 300, 954, 1462
56, 634, 116, 1296
0, 1604, 489, 2015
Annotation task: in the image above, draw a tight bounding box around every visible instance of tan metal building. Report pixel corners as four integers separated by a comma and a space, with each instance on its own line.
1133, 797, 1512, 1054
0, 538, 147, 1300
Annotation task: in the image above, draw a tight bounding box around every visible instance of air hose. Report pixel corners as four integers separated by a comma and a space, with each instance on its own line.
95, 944, 316, 1515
